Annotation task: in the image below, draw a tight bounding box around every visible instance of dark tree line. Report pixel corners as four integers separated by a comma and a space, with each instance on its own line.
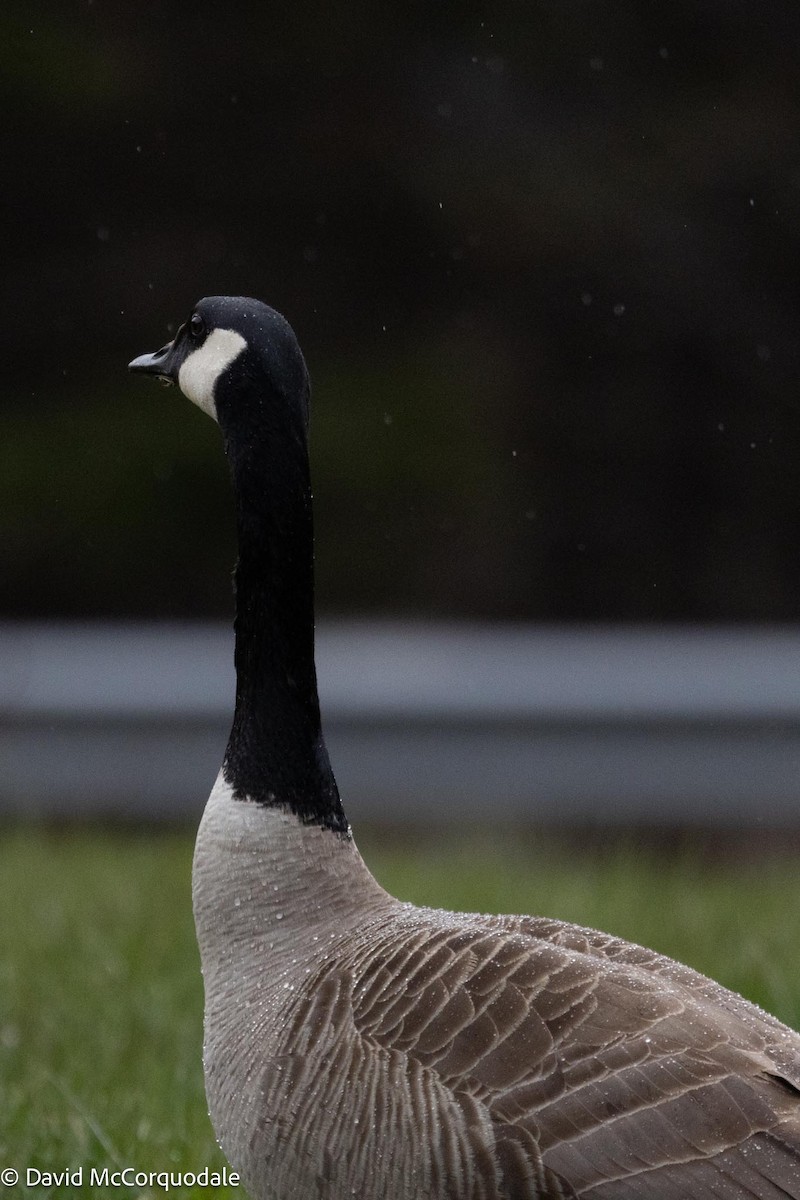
4, 0, 800, 620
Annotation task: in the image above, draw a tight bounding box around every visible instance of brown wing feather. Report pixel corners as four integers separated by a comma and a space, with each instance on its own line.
338, 906, 800, 1198
265, 964, 569, 1197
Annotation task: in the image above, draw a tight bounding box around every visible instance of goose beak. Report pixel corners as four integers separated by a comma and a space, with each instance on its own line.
128, 338, 180, 387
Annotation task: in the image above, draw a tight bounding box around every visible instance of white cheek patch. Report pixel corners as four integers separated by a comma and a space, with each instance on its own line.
178, 327, 247, 421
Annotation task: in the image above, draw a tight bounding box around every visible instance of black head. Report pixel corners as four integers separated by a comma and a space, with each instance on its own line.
129, 296, 310, 439
129, 296, 347, 833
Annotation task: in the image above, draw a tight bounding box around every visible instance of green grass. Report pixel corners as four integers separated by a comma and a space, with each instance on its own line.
1, 826, 799, 1197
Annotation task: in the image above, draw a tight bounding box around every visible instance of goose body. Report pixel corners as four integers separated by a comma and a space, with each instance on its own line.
130, 297, 800, 1199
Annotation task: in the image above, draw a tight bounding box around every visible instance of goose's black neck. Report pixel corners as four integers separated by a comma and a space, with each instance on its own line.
221, 383, 348, 836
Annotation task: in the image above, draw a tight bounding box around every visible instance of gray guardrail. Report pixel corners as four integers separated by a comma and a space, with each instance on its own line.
2, 622, 800, 824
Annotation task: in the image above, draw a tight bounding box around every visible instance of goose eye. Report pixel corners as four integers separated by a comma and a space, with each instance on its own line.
190, 313, 205, 339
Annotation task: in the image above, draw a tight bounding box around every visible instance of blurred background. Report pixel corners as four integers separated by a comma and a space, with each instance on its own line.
3, 0, 800, 827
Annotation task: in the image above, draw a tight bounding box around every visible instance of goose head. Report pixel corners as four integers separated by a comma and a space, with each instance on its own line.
129, 296, 344, 830
128, 296, 310, 442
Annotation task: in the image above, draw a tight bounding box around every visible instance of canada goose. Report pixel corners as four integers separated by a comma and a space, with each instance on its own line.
130, 296, 800, 1199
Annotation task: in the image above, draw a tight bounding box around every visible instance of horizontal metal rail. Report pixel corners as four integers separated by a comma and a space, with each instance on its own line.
2, 622, 800, 824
